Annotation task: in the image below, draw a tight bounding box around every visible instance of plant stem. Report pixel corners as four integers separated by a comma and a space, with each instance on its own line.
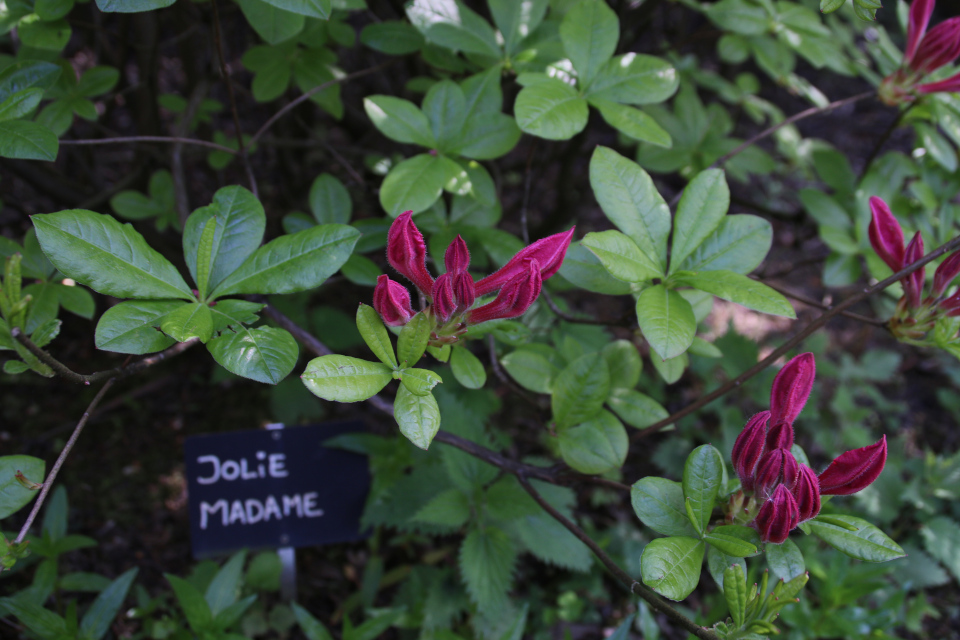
13, 379, 115, 546
59, 136, 237, 154
517, 476, 719, 639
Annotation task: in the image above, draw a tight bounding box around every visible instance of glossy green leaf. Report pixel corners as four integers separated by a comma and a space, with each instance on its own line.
160, 302, 214, 343
559, 0, 618, 86
207, 326, 299, 385
551, 352, 611, 429
397, 311, 430, 368
0, 455, 45, 518
357, 303, 398, 368
379, 154, 457, 216
237, 0, 305, 45
682, 444, 724, 535
501, 349, 558, 394
601, 339, 642, 390
589, 146, 669, 273
590, 98, 672, 147
514, 78, 589, 140
586, 53, 678, 105
363, 95, 435, 147
557, 410, 628, 474
309, 173, 351, 225
672, 270, 795, 318
636, 285, 696, 361
670, 169, 729, 272
582, 230, 659, 283
607, 388, 668, 428
451, 345, 486, 389
399, 367, 442, 396
211, 224, 359, 297
394, 385, 441, 450
406, 0, 501, 58
360, 21, 424, 55
807, 515, 906, 562
95, 0, 177, 12
676, 214, 772, 274
302, 355, 393, 401
95, 300, 182, 354
0, 120, 57, 161
630, 477, 699, 537
79, 568, 138, 640
766, 537, 805, 581
33, 210, 192, 299
640, 536, 705, 601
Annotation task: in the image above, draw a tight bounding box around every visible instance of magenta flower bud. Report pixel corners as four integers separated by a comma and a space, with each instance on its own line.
373, 275, 414, 326
911, 17, 960, 73
387, 211, 435, 295
917, 72, 960, 94
868, 197, 905, 274
933, 250, 960, 296
903, 231, 926, 310
444, 235, 471, 274
755, 484, 800, 544
475, 228, 575, 296
792, 464, 821, 523
732, 411, 770, 492
769, 353, 815, 431
754, 449, 800, 500
906, 0, 936, 64
468, 260, 543, 324
818, 436, 888, 496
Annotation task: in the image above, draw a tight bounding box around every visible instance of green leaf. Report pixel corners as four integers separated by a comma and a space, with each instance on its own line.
291, 603, 334, 640
399, 367, 442, 396
394, 385, 441, 450
206, 551, 246, 617
423, 80, 467, 152
406, 0, 501, 58
589, 146, 669, 273
920, 516, 960, 582
559, 0, 618, 86
302, 355, 393, 402
0, 120, 58, 161
254, 0, 330, 19
670, 169, 729, 272
636, 285, 696, 361
95, 300, 182, 354
640, 536, 704, 601
236, 0, 305, 45
32, 210, 193, 299
585, 54, 678, 105
309, 173, 351, 225
379, 154, 456, 216
0, 455, 45, 518
514, 79, 589, 141
79, 568, 138, 640
551, 352, 611, 429
207, 326, 299, 385
211, 224, 359, 297
807, 515, 906, 562
183, 186, 266, 294
0, 88, 44, 122
672, 270, 795, 318
682, 444, 723, 535
590, 98, 672, 148
500, 349, 558, 394
357, 303, 398, 368
451, 346, 486, 389
677, 214, 772, 275
166, 574, 214, 633
459, 526, 517, 614
723, 564, 747, 628
360, 21, 425, 55
630, 477, 699, 537
582, 230, 659, 283
397, 311, 430, 368
607, 388, 668, 429
363, 95, 435, 147
160, 302, 214, 343
0, 597, 66, 638
411, 488, 470, 527
601, 339, 642, 390
489, 0, 547, 54
94, 0, 177, 12
558, 409, 628, 474
766, 538, 805, 581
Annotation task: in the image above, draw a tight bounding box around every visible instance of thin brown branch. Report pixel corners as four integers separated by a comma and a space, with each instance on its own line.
13, 379, 116, 546
10, 330, 198, 385
634, 233, 960, 440
59, 136, 238, 154
517, 476, 718, 640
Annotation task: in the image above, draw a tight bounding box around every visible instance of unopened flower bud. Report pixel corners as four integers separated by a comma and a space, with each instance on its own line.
933, 250, 960, 296
475, 228, 574, 296
732, 411, 770, 492
792, 464, 821, 522
903, 231, 926, 310
373, 275, 414, 326
387, 211, 435, 295
755, 484, 800, 544
769, 353, 815, 432
469, 259, 543, 324
818, 436, 888, 496
868, 197, 905, 274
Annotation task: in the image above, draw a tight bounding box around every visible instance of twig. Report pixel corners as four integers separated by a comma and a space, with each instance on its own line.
760, 280, 886, 327
249, 60, 398, 148
13, 379, 116, 546
858, 102, 917, 182
10, 330, 198, 385
517, 476, 718, 639
634, 233, 960, 440
59, 136, 238, 154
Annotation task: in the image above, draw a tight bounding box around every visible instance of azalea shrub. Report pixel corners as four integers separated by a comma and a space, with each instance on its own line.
2, 0, 960, 639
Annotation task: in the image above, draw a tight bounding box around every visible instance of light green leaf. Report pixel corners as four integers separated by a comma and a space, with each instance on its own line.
394, 385, 441, 449
682, 444, 724, 535
451, 345, 486, 389
363, 95, 435, 147
589, 146, 669, 273
551, 352, 611, 429
582, 230, 659, 283
514, 79, 589, 141
406, 0, 501, 58
677, 214, 772, 274
310, 173, 351, 225
630, 477, 699, 538
357, 303, 397, 368
379, 153, 456, 216
211, 224, 359, 297
0, 120, 58, 161
672, 270, 795, 318
32, 210, 192, 299
585, 53, 678, 105
160, 302, 214, 343
557, 409, 628, 474
607, 388, 667, 429
807, 515, 906, 562
0, 455, 45, 519
302, 355, 393, 401
459, 526, 517, 614
397, 311, 430, 368
590, 97, 672, 147
636, 285, 696, 361
208, 326, 299, 385
399, 367, 442, 396
79, 568, 138, 640
670, 169, 729, 272
640, 536, 704, 601
95, 300, 182, 354
559, 0, 618, 86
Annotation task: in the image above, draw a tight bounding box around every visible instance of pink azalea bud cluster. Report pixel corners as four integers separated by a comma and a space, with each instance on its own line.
869, 196, 960, 341
374, 211, 574, 345
879, 0, 960, 105
731, 354, 888, 544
